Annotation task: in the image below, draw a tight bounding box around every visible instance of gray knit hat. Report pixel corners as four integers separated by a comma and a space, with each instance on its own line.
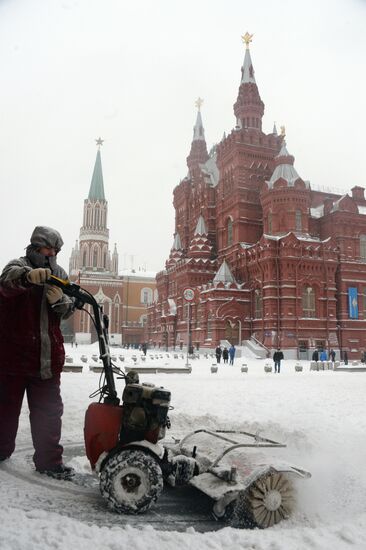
30, 226, 64, 252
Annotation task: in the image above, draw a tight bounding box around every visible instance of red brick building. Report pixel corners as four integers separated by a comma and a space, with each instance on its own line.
147, 36, 366, 359
68, 142, 156, 345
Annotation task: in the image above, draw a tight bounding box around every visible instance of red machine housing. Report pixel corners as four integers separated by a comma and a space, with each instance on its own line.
84, 402, 123, 469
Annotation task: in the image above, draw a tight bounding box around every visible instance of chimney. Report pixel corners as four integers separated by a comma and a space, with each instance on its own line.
351, 186, 365, 201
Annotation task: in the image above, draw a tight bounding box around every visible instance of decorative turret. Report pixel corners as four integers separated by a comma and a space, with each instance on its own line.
233, 33, 264, 132
186, 98, 209, 177
261, 137, 311, 235
187, 215, 212, 259
112, 243, 119, 274
167, 232, 184, 266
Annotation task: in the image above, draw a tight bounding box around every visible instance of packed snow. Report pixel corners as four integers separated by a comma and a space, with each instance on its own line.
1, 343, 366, 550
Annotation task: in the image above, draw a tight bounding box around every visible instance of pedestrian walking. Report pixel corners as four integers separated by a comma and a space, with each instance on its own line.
273, 348, 284, 373
215, 345, 222, 364
222, 347, 229, 364
229, 344, 236, 365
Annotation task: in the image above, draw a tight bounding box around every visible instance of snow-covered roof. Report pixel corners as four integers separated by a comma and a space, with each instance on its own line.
200, 152, 219, 187
213, 260, 236, 283
310, 204, 324, 218
119, 269, 156, 279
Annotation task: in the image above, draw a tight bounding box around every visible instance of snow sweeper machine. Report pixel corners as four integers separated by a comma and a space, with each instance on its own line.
50, 275, 311, 529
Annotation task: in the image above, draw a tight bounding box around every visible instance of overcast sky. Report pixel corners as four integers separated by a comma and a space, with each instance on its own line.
1, 0, 366, 273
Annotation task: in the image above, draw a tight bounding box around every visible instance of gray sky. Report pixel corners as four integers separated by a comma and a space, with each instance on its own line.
1, 0, 366, 273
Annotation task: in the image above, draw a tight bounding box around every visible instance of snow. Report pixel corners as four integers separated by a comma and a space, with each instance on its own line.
1, 343, 366, 550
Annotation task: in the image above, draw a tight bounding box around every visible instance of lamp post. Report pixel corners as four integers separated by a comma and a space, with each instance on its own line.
183, 288, 195, 367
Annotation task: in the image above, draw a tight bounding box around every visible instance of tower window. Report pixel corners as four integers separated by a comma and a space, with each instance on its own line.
295, 210, 302, 231
302, 286, 316, 317
227, 218, 233, 246
93, 248, 98, 267
360, 235, 366, 261
254, 289, 262, 318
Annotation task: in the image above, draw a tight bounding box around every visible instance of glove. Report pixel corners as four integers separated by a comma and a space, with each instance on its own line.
26, 268, 51, 285
46, 286, 63, 305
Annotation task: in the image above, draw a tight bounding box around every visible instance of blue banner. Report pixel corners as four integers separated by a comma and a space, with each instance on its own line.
348, 287, 358, 319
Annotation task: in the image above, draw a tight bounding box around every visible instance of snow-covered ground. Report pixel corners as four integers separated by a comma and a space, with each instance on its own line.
1, 343, 366, 550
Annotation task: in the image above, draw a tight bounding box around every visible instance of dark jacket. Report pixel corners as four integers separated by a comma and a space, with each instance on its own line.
215, 346, 222, 357
222, 348, 229, 360
273, 351, 284, 362
0, 256, 73, 379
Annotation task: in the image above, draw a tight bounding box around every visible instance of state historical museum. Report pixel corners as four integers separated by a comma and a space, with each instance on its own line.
147, 35, 366, 359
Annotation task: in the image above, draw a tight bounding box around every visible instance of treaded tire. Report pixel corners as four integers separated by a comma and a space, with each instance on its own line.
229, 472, 294, 529
99, 449, 163, 514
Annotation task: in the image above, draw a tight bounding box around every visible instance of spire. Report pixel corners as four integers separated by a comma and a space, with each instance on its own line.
193, 97, 205, 141
240, 33, 256, 85
172, 232, 182, 250
167, 232, 184, 266
88, 140, 105, 201
187, 98, 209, 175
272, 122, 278, 135
213, 260, 236, 284
194, 215, 207, 236
233, 33, 264, 132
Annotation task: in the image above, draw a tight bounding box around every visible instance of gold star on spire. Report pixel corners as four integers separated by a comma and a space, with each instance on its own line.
195, 97, 204, 111
241, 32, 253, 49
95, 137, 104, 148
280, 125, 286, 138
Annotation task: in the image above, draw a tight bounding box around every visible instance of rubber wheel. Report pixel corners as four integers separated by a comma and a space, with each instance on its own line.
230, 472, 294, 529
99, 449, 163, 514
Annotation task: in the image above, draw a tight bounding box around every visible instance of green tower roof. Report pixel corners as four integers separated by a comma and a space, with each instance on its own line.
88, 149, 105, 201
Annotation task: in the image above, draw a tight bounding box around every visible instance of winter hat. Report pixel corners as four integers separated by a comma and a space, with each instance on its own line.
30, 226, 64, 252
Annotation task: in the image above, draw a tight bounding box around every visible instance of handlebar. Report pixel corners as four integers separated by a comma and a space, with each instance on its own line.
48, 275, 120, 405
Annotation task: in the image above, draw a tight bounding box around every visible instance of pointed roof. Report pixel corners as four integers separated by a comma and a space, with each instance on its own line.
172, 232, 182, 250
273, 122, 278, 135
194, 215, 207, 236
267, 141, 309, 189
88, 149, 105, 201
213, 260, 236, 283
241, 47, 256, 84
193, 109, 205, 141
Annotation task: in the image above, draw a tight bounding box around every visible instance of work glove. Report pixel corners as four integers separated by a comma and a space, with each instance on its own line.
26, 268, 51, 285
46, 286, 63, 305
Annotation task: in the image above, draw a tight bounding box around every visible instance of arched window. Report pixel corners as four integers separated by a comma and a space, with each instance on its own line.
254, 289, 262, 319
103, 250, 107, 268
360, 235, 366, 261
82, 248, 87, 267
302, 286, 316, 317
93, 247, 98, 267
295, 210, 302, 232
141, 287, 153, 304
268, 212, 272, 234
227, 218, 233, 246
95, 206, 100, 227
207, 314, 213, 339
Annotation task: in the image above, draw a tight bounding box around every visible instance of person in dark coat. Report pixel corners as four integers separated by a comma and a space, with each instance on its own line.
273, 348, 284, 373
215, 345, 222, 364
0, 227, 75, 479
343, 350, 348, 365
312, 349, 319, 362
229, 345, 236, 365
330, 349, 336, 362
222, 347, 229, 364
